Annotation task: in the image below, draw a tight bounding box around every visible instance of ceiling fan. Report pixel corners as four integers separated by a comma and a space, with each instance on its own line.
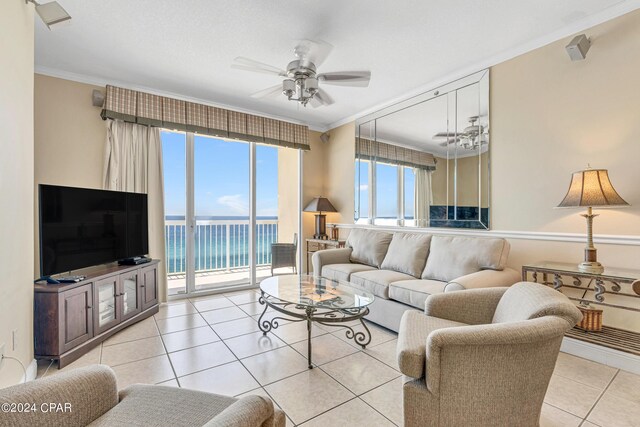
433, 116, 488, 149
232, 40, 371, 107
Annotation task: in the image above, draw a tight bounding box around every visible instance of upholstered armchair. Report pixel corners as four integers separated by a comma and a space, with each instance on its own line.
0, 365, 285, 427
397, 282, 582, 427
271, 233, 297, 275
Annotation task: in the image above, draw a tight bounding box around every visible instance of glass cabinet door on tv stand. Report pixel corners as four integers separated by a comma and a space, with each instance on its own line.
94, 276, 120, 335
119, 271, 142, 322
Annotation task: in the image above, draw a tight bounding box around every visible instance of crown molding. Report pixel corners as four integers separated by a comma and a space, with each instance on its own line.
331, 223, 640, 246
34, 66, 327, 132
327, 0, 640, 131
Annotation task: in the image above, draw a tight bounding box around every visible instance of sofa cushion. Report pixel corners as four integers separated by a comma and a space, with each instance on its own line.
397, 311, 468, 379
492, 282, 583, 326
346, 228, 393, 267
380, 233, 432, 277
389, 279, 447, 309
422, 235, 511, 282
350, 269, 415, 299
321, 263, 376, 282
89, 385, 239, 427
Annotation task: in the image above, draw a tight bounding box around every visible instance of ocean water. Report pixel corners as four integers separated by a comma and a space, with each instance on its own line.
165, 216, 278, 274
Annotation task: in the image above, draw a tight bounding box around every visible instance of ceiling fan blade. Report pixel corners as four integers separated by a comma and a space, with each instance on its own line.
312, 88, 334, 107
309, 96, 323, 108
231, 64, 285, 77
294, 39, 333, 67
433, 132, 458, 139
250, 84, 283, 99
233, 57, 287, 76
317, 71, 371, 87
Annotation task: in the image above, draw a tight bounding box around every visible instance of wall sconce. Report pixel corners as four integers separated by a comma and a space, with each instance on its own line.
26, 0, 72, 30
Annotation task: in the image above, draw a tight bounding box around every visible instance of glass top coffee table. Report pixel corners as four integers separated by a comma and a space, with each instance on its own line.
258, 274, 375, 368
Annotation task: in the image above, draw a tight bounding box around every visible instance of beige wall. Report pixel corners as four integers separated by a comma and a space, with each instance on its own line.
323, 10, 640, 330
491, 9, 640, 235
0, 1, 34, 387
324, 123, 356, 224
301, 131, 327, 272
33, 75, 106, 276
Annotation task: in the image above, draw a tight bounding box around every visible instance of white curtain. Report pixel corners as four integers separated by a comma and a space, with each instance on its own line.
103, 119, 167, 302
414, 168, 433, 228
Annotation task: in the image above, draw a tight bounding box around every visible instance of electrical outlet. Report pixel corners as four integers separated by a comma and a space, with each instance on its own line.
0, 342, 5, 370
12, 330, 17, 351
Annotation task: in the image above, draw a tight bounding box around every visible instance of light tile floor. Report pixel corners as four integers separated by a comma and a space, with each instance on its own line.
37, 288, 640, 427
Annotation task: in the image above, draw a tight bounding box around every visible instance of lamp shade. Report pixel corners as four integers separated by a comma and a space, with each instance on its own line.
304, 197, 337, 213
557, 169, 629, 208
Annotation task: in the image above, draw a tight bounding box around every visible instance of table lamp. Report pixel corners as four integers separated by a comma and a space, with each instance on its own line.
304, 197, 337, 240
557, 168, 629, 273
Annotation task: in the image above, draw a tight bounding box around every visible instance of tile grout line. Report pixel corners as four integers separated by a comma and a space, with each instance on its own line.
152, 315, 182, 387
580, 369, 620, 425
239, 295, 395, 425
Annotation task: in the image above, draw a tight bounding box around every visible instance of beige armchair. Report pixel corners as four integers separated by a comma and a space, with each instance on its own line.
397, 282, 582, 427
0, 365, 285, 427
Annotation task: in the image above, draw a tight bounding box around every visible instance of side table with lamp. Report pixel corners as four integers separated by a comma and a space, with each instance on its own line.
303, 197, 345, 273
523, 167, 640, 356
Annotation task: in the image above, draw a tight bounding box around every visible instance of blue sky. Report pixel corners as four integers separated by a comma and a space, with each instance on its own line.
162, 131, 279, 217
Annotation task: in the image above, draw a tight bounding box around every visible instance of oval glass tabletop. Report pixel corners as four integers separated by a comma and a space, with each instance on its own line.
259, 274, 375, 310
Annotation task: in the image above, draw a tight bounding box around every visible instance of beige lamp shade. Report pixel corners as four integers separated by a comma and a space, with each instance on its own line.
557, 169, 629, 208
304, 197, 337, 213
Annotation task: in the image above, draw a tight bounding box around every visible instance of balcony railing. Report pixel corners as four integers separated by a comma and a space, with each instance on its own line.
165, 219, 278, 275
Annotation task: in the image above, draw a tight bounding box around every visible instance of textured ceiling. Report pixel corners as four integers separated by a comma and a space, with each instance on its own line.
34, 0, 637, 129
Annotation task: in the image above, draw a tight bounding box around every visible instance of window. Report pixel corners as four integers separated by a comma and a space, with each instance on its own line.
375, 162, 398, 224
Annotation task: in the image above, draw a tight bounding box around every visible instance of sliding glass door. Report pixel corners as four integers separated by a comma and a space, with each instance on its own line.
162, 130, 301, 297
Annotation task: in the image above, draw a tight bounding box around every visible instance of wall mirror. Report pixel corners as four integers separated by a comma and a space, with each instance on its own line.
355, 69, 490, 229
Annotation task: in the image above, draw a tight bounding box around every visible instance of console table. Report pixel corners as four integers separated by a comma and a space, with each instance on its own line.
306, 238, 345, 273
34, 260, 160, 368
522, 261, 640, 356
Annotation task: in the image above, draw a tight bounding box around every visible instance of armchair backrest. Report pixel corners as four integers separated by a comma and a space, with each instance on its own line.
492, 281, 583, 326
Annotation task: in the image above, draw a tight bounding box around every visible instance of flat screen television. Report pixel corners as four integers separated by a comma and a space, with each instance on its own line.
39, 184, 148, 277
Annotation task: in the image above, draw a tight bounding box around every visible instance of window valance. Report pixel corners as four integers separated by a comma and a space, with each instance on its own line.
356, 138, 436, 170
101, 85, 310, 151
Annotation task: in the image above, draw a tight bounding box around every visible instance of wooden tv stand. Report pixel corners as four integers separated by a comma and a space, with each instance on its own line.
34, 260, 160, 368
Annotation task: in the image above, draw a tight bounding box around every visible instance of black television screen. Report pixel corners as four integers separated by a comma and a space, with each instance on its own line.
39, 184, 148, 276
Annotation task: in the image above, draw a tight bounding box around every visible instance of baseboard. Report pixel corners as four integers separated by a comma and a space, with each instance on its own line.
561, 337, 640, 375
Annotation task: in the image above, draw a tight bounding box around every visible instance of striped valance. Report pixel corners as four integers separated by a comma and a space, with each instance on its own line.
101, 85, 310, 150
356, 138, 437, 170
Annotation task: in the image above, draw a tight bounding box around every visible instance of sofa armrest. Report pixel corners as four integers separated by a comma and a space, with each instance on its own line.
424, 287, 509, 325
425, 316, 570, 395
0, 365, 118, 427
311, 248, 353, 275
204, 395, 279, 427
445, 267, 521, 291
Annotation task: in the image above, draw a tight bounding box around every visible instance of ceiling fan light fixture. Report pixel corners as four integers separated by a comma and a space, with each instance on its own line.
282, 79, 296, 98
304, 77, 318, 96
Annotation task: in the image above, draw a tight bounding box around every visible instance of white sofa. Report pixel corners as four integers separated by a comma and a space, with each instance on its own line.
312, 228, 520, 332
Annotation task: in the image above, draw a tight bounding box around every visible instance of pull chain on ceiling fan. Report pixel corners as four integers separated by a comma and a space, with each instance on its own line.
232, 40, 371, 108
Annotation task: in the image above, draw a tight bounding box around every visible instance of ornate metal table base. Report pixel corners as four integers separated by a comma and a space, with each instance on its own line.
258, 291, 372, 369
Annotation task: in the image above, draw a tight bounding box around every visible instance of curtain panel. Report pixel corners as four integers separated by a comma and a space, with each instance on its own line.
356, 137, 437, 171
414, 168, 433, 227
103, 119, 168, 302
101, 85, 311, 151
